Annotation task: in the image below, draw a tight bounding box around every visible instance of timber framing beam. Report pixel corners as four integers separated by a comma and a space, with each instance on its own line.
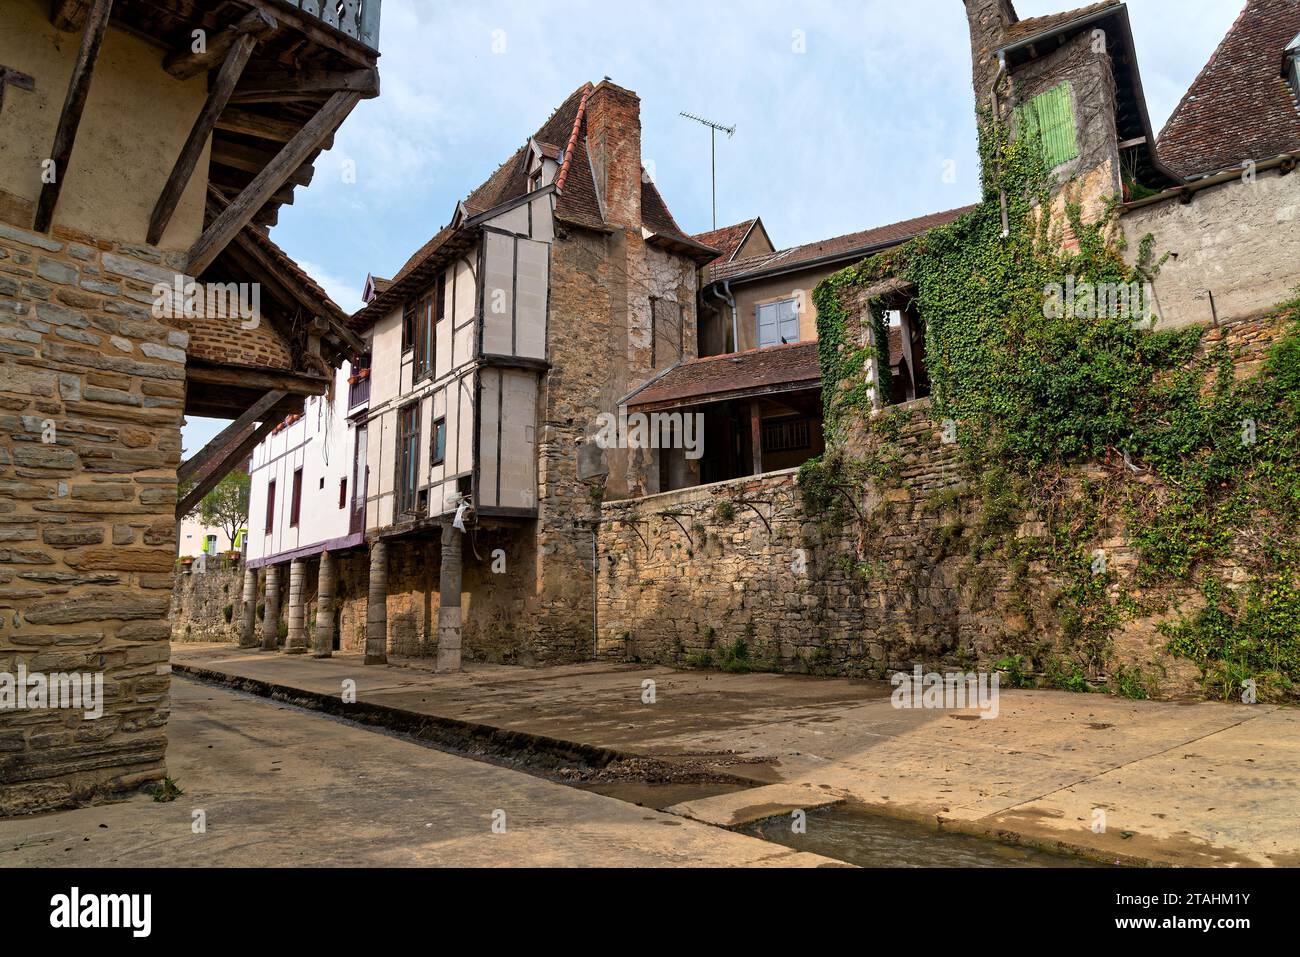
148, 28, 262, 245
186, 361, 330, 398
49, 0, 91, 32
34, 0, 112, 234
231, 67, 378, 105
178, 389, 285, 488
187, 89, 361, 275
163, 8, 277, 80
177, 414, 280, 519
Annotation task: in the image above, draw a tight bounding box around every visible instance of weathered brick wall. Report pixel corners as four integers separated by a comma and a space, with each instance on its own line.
596, 314, 1286, 695
169, 561, 243, 643
0, 221, 185, 815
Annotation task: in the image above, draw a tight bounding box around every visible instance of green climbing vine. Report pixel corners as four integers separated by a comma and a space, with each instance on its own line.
802, 114, 1300, 700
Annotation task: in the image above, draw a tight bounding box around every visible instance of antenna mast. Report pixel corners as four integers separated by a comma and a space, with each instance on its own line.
680, 111, 735, 230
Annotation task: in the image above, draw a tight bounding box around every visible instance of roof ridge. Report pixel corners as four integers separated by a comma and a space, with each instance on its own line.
555, 82, 594, 193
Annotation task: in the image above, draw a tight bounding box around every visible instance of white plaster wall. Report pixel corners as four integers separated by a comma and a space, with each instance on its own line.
1122, 169, 1300, 328
246, 362, 360, 563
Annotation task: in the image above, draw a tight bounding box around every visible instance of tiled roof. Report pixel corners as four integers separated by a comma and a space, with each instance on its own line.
626, 341, 821, 410
1001, 1, 1120, 46
359, 81, 696, 327
1158, 0, 1300, 178
691, 219, 759, 267
707, 206, 977, 284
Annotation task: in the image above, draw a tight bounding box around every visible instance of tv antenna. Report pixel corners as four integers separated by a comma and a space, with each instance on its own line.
680, 111, 735, 230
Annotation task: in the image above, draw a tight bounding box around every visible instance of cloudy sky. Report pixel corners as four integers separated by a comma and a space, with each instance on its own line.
184, 0, 1244, 453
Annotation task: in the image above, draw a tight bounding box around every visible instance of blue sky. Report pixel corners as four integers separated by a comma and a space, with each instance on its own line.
183, 0, 1244, 454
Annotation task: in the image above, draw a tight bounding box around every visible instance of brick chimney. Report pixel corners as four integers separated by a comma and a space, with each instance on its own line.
962, 0, 1018, 113
584, 80, 643, 231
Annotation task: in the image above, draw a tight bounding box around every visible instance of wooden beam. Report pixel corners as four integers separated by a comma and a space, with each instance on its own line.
177, 414, 279, 519
186, 362, 329, 397
231, 68, 378, 105
210, 139, 315, 187
750, 401, 763, 475
33, 0, 112, 234
215, 107, 328, 145
49, 0, 91, 31
0, 66, 35, 115
178, 389, 286, 486
210, 174, 294, 209
163, 8, 277, 80
148, 32, 258, 246
188, 90, 360, 275
242, 0, 378, 66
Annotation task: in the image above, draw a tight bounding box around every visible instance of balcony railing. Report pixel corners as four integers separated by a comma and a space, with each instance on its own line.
285, 0, 381, 50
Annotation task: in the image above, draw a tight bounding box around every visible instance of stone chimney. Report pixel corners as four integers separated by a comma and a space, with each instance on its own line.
962, 0, 1018, 113
584, 80, 643, 231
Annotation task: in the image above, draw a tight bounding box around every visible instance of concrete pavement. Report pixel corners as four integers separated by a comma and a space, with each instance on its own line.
169, 644, 1300, 867
0, 677, 839, 867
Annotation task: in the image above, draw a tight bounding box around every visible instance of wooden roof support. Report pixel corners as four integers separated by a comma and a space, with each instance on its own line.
187, 89, 361, 276
49, 0, 92, 32
210, 139, 315, 187
163, 8, 278, 80
177, 414, 280, 519
215, 108, 316, 143
230, 67, 378, 105
33, 0, 112, 234
148, 29, 261, 246
178, 388, 286, 487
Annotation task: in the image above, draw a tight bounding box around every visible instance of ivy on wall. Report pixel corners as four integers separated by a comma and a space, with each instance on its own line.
803, 116, 1300, 700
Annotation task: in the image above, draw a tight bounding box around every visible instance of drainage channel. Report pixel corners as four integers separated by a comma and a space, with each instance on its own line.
174, 665, 766, 803
735, 803, 1107, 868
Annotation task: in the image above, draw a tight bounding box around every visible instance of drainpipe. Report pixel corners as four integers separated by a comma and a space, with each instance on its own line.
989, 52, 1010, 239
708, 280, 739, 353
591, 523, 599, 661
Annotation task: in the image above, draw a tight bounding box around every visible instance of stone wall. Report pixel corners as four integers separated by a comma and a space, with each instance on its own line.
0, 221, 187, 815
169, 561, 244, 644
596, 313, 1288, 695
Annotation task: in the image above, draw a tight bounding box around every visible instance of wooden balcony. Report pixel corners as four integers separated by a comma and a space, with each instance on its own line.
281, 0, 382, 50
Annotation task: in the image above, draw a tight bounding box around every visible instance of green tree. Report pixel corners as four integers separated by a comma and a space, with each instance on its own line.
194, 472, 251, 551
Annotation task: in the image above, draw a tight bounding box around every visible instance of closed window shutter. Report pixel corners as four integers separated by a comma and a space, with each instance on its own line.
779, 298, 800, 344
1016, 82, 1078, 168
757, 302, 779, 347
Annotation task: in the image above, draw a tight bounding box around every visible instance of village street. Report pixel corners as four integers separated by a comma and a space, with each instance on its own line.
6, 643, 1286, 869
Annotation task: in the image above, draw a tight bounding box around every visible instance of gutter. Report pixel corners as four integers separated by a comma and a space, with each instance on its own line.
1119, 151, 1300, 213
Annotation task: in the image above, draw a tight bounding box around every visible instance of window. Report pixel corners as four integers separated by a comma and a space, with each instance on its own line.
396, 402, 421, 515
651, 298, 685, 367
265, 479, 276, 532
338, 477, 348, 509
205, 534, 218, 554
402, 301, 417, 354
1014, 81, 1078, 169
762, 416, 812, 454
1289, 32, 1300, 99
431, 417, 447, 467
290, 468, 303, 527
757, 298, 800, 348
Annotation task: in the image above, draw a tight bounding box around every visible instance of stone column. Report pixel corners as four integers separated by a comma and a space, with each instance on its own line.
365, 540, 388, 665
313, 551, 336, 658
260, 564, 281, 651
239, 566, 258, 648
285, 557, 307, 654
435, 521, 463, 673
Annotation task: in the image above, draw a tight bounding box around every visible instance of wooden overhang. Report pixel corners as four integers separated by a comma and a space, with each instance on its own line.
41, 0, 380, 260
622, 341, 823, 415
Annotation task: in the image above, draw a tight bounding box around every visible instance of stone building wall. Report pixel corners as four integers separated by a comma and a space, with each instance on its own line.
0, 221, 187, 815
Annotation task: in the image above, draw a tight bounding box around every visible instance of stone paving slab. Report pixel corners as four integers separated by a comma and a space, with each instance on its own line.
0, 679, 839, 868
170, 644, 1300, 866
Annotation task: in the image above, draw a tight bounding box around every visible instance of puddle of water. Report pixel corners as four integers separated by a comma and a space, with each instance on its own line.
575, 780, 752, 811
738, 803, 1105, 868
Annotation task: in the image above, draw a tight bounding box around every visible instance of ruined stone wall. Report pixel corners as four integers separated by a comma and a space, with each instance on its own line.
596, 313, 1286, 695
1123, 168, 1300, 329
0, 222, 187, 815
169, 561, 243, 643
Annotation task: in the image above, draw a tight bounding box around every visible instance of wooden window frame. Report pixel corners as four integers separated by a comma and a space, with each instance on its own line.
265, 479, 276, 532
431, 416, 447, 467
289, 467, 303, 528
395, 401, 422, 516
